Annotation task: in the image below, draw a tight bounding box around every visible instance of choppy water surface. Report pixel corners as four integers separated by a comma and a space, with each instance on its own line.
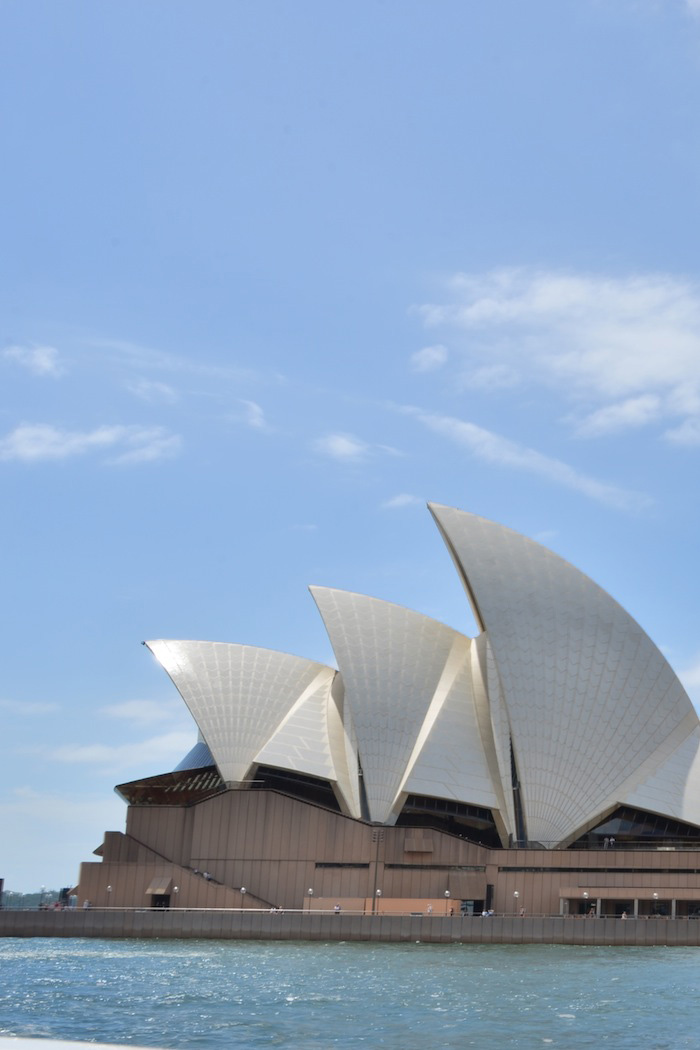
1, 939, 699, 1049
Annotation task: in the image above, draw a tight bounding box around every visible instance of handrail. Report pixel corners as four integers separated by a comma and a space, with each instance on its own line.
5, 906, 700, 919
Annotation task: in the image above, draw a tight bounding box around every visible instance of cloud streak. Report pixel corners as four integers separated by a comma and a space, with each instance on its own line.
100, 699, 190, 727
410, 345, 448, 373
313, 432, 402, 463
88, 337, 262, 383
234, 399, 269, 430
418, 268, 700, 442
313, 432, 371, 462
126, 378, 179, 404
51, 730, 195, 772
3, 344, 64, 377
0, 699, 60, 715
404, 407, 650, 511
0, 423, 181, 464
381, 493, 423, 509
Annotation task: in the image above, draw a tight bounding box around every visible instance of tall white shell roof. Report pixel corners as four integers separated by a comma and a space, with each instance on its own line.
146, 505, 700, 847
429, 504, 700, 845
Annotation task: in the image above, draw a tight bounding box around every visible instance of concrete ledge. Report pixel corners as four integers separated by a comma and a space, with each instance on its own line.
2, 911, 700, 945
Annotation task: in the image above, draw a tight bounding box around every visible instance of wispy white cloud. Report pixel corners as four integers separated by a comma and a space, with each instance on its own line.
469, 364, 519, 390
3, 344, 64, 377
100, 699, 188, 727
403, 406, 650, 511
574, 395, 662, 437
89, 337, 261, 382
410, 344, 448, 373
0, 786, 125, 827
664, 418, 700, 446
51, 729, 195, 772
533, 529, 559, 544
313, 432, 371, 462
313, 432, 401, 463
126, 378, 179, 404
108, 428, 181, 465
381, 493, 423, 509
0, 423, 181, 464
234, 399, 269, 430
0, 699, 60, 715
418, 268, 700, 442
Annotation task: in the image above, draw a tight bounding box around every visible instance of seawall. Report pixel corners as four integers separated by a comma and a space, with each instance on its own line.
2, 910, 700, 945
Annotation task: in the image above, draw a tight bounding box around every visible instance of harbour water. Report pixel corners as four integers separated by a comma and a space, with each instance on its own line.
1, 938, 699, 1049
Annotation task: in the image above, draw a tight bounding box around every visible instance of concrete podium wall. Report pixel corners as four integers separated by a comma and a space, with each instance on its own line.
2, 910, 700, 946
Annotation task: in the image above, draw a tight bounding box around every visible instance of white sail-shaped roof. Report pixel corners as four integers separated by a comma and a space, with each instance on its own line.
398, 629, 505, 827
254, 670, 361, 817
429, 504, 700, 846
145, 640, 344, 794
310, 587, 500, 825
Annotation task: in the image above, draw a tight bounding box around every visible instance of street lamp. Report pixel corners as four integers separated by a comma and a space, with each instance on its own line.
106, 885, 112, 906
173, 886, 179, 907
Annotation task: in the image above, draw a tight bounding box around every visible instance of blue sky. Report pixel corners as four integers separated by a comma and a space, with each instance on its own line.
3, 0, 700, 891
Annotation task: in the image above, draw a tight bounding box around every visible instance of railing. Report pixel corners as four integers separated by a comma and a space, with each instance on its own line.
4, 906, 700, 919
510, 840, 700, 851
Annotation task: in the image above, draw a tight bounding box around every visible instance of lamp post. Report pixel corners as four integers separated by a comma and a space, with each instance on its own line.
307, 888, 313, 913
513, 890, 519, 916
173, 886, 179, 908
240, 887, 246, 910
445, 890, 451, 916
106, 885, 112, 907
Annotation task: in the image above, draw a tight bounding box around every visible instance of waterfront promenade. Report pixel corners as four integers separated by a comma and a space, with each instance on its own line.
2, 908, 700, 945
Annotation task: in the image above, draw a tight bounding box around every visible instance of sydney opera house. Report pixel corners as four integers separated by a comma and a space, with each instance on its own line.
76, 505, 700, 920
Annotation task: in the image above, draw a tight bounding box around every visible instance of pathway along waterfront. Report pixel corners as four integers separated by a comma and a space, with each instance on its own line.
2, 909, 700, 945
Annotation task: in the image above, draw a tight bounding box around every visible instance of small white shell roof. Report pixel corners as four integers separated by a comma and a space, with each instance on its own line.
399, 630, 503, 815
146, 640, 341, 792
310, 586, 501, 825
430, 504, 700, 845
